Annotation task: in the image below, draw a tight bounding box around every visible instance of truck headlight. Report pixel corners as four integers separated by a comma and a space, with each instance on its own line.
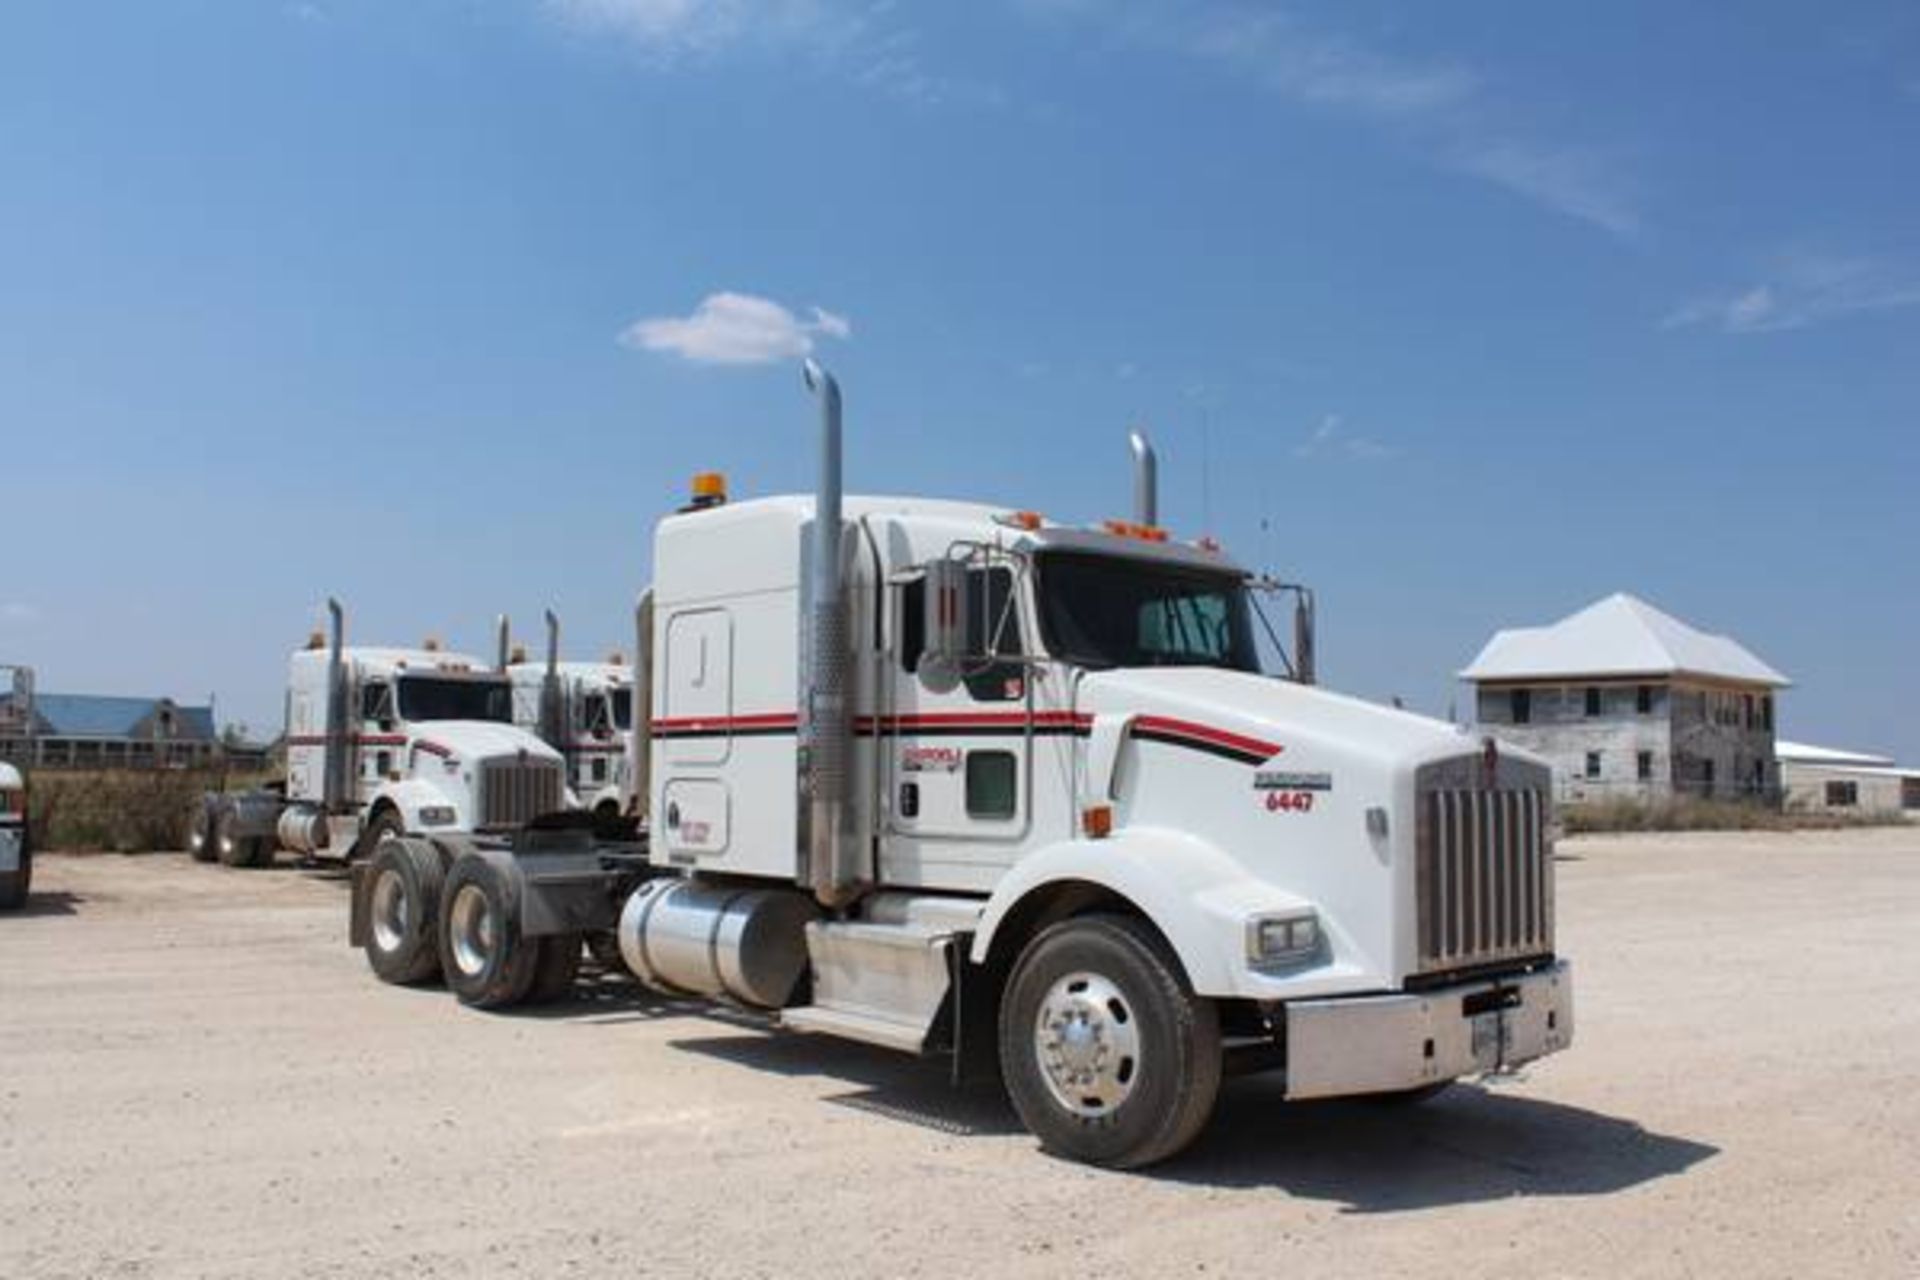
1248, 911, 1321, 970
417, 805, 457, 827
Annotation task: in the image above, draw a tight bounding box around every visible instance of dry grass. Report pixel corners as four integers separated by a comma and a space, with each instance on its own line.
25, 768, 272, 853
1563, 794, 1908, 835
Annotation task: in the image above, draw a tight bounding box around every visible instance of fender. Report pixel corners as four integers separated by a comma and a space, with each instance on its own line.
367, 778, 467, 833
969, 826, 1328, 999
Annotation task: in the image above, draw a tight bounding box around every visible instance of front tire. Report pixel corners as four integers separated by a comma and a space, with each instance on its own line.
355, 808, 406, 862
436, 854, 540, 1009
999, 914, 1222, 1170
362, 837, 444, 985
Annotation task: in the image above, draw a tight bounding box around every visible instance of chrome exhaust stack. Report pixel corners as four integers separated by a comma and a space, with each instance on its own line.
1129, 428, 1158, 527
539, 609, 568, 768
495, 614, 511, 671
322, 598, 350, 815
800, 359, 861, 908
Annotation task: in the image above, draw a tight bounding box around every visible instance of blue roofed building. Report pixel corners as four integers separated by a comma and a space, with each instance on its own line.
0, 691, 220, 768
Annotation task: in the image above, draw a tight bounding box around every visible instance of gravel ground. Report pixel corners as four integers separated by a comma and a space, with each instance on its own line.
3, 827, 1918, 1279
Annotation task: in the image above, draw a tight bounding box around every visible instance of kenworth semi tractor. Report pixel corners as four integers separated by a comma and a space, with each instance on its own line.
501, 612, 634, 821
189, 604, 572, 868
350, 363, 1573, 1168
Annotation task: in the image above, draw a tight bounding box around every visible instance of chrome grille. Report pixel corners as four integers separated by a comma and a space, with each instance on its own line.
1415, 758, 1553, 974
479, 759, 563, 829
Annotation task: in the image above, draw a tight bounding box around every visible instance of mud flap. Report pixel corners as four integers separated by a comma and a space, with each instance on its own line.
347, 862, 370, 949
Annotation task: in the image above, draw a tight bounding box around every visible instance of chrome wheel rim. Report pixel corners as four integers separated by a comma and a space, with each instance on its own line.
448, 883, 495, 978
369, 867, 408, 954
1034, 970, 1141, 1117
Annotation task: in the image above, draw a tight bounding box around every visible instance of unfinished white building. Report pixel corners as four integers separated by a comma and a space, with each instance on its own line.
1462, 593, 1789, 804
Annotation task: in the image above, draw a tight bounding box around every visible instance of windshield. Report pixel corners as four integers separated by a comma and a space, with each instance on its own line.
1035, 551, 1259, 672
397, 676, 513, 724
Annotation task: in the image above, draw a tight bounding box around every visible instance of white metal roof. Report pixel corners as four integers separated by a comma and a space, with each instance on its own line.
1776, 740, 1896, 767
1460, 593, 1789, 687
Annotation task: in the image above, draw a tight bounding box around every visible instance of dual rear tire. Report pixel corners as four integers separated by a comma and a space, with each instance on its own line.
192, 797, 272, 868
360, 838, 580, 1009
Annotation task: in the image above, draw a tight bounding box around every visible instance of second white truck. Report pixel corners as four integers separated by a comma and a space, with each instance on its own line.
502, 612, 634, 822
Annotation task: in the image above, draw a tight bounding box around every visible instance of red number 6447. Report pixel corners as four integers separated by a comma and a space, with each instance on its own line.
1265, 790, 1315, 813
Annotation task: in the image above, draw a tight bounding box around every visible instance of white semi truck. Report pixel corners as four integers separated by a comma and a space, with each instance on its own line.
350, 363, 1573, 1168
0, 761, 28, 910
501, 612, 634, 822
191, 607, 572, 868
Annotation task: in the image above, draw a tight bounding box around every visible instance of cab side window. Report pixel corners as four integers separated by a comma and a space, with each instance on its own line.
898, 567, 1026, 702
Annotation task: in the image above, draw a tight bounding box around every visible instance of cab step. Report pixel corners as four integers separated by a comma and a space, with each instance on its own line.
780, 905, 976, 1055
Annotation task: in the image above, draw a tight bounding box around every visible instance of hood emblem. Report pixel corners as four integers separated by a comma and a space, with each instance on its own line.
1481, 736, 1499, 790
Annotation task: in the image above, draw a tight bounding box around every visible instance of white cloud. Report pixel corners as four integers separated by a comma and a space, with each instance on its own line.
1293, 413, 1396, 461
543, 0, 998, 105
620, 292, 851, 365
1450, 141, 1640, 237
545, 0, 752, 57
1019, 1, 1640, 237
1663, 253, 1920, 334
1, 603, 40, 625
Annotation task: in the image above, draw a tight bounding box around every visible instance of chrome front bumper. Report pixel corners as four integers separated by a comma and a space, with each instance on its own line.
1283, 960, 1573, 1100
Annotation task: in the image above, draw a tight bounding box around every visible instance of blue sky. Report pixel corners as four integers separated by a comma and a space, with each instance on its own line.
2, 1, 1916, 757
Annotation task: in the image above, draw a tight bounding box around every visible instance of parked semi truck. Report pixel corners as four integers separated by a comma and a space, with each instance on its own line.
350, 363, 1573, 1168
0, 761, 28, 909
501, 612, 635, 821
190, 609, 573, 868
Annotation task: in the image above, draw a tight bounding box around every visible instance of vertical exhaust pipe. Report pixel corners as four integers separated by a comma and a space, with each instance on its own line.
801, 359, 860, 908
322, 598, 350, 815
495, 614, 511, 671
1293, 588, 1317, 686
1129, 428, 1158, 527
628, 591, 653, 821
540, 609, 568, 771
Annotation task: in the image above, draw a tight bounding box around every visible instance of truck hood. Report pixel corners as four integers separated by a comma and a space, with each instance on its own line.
1076, 666, 1485, 771
411, 721, 562, 764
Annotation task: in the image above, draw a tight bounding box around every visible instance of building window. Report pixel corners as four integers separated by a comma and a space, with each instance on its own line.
1637, 750, 1653, 781
1636, 684, 1653, 715
1585, 751, 1602, 780
1584, 687, 1601, 717
1702, 759, 1716, 796
1510, 689, 1531, 724
1744, 695, 1755, 729
1825, 780, 1858, 808
1762, 695, 1774, 732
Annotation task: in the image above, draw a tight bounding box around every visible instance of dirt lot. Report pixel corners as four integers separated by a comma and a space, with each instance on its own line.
3, 828, 1918, 1279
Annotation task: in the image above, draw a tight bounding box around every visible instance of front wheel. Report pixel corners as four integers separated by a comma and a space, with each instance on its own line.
998, 914, 1222, 1169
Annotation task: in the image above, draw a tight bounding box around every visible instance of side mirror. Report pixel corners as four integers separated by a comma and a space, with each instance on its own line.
918, 559, 970, 695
